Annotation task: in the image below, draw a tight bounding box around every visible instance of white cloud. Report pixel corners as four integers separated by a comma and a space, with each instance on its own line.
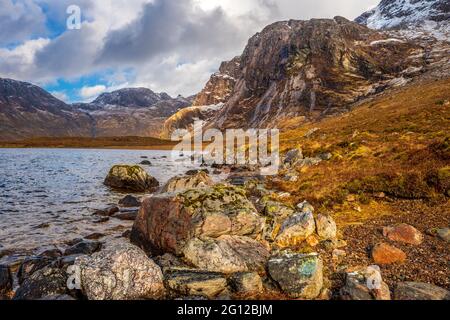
50, 90, 69, 102
79, 85, 107, 100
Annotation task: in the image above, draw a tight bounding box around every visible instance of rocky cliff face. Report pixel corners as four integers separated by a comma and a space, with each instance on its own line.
207, 17, 427, 130
0, 78, 94, 140
0, 80, 192, 140
161, 57, 241, 138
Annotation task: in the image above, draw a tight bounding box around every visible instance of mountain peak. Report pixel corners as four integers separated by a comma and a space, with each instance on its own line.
92, 87, 173, 107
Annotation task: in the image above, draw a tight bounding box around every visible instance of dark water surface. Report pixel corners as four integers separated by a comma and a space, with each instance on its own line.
0, 148, 200, 264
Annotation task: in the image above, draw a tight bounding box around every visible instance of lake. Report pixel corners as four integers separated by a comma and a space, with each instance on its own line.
0, 148, 202, 266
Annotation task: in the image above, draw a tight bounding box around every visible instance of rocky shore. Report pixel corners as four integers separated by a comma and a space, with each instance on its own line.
0, 150, 449, 301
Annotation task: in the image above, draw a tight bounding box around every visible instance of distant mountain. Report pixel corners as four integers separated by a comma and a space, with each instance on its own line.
0, 78, 94, 140
0, 79, 192, 140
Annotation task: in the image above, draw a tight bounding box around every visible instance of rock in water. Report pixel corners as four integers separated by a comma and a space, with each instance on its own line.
160, 171, 214, 193
382, 223, 423, 245
275, 211, 316, 248
371, 243, 406, 265
131, 185, 264, 255
17, 256, 54, 285
394, 282, 450, 300
340, 265, 391, 300
74, 242, 164, 300
13, 267, 68, 300
64, 240, 102, 256
0, 265, 12, 298
267, 253, 323, 299
118, 195, 141, 208
182, 236, 270, 274
164, 269, 227, 299
104, 165, 159, 192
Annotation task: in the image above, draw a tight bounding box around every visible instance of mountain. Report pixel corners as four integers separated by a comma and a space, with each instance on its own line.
355, 0, 449, 30
161, 57, 241, 138
0, 78, 94, 140
73, 88, 192, 137
0, 79, 192, 140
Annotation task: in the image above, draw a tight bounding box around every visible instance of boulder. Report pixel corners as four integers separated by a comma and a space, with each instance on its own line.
160, 171, 214, 193
229, 272, 264, 296
267, 253, 323, 299
74, 242, 164, 300
275, 211, 316, 248
436, 228, 450, 243
131, 185, 265, 255
371, 243, 406, 265
382, 223, 423, 245
64, 240, 102, 256
0, 265, 12, 298
13, 267, 68, 300
315, 214, 337, 240
183, 236, 270, 274
118, 195, 141, 208
17, 256, 54, 285
394, 282, 450, 300
104, 165, 159, 192
340, 265, 391, 300
296, 201, 315, 213
164, 269, 227, 299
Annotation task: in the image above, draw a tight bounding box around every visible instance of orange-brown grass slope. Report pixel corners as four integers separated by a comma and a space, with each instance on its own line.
271, 78, 450, 225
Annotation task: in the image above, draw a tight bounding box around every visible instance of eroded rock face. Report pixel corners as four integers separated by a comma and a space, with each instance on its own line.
182, 236, 270, 274
131, 185, 265, 255
268, 253, 323, 299
13, 267, 68, 300
340, 265, 391, 300
164, 269, 227, 299
394, 282, 450, 300
160, 171, 214, 193
74, 242, 164, 300
104, 165, 159, 192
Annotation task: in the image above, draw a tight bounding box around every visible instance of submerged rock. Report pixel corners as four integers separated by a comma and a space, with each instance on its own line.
104, 165, 159, 192
118, 195, 141, 208
160, 171, 214, 193
165, 269, 227, 299
394, 282, 450, 300
64, 240, 102, 256
340, 265, 391, 300
13, 267, 68, 300
268, 253, 323, 299
74, 242, 164, 300
131, 185, 264, 255
182, 236, 270, 274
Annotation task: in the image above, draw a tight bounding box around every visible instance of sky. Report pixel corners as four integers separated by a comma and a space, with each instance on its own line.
0, 0, 379, 103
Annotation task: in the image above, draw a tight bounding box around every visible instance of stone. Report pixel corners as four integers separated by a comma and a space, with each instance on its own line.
165, 269, 227, 299
332, 249, 346, 266
154, 253, 187, 270
131, 185, 265, 255
186, 169, 210, 176
296, 201, 315, 213
94, 206, 119, 216
140, 160, 152, 165
284, 148, 303, 166
382, 223, 423, 245
315, 214, 337, 240
74, 242, 164, 300
85, 233, 106, 240
275, 211, 316, 248
64, 240, 102, 256
340, 265, 391, 300
0, 265, 12, 298
436, 228, 450, 243
13, 267, 68, 300
267, 253, 323, 299
104, 165, 159, 192
17, 256, 54, 285
160, 171, 214, 193
182, 236, 270, 274
229, 272, 263, 296
371, 243, 406, 265
264, 200, 295, 218
118, 195, 141, 208
319, 153, 332, 161
113, 210, 138, 221
394, 282, 450, 300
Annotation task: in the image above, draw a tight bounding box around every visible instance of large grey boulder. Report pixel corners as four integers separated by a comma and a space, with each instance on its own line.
104, 165, 159, 192
182, 236, 270, 274
340, 265, 391, 300
267, 253, 323, 299
74, 241, 164, 300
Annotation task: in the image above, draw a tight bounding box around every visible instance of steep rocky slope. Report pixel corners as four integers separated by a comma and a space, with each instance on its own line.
0, 78, 94, 140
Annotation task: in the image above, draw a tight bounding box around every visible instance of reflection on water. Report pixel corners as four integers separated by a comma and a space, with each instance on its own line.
0, 148, 199, 263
